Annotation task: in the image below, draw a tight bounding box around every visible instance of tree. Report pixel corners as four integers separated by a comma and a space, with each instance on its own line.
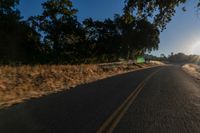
124, 0, 187, 30
0, 0, 20, 62
82, 14, 160, 61
29, 0, 84, 63
168, 52, 188, 63
113, 14, 160, 59
0, 0, 41, 64
83, 18, 121, 61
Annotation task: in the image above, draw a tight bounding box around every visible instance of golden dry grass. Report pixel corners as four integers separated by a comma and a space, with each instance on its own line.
182, 64, 200, 80
0, 62, 160, 108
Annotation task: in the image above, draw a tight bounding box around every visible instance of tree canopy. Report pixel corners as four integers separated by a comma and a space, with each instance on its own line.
124, 0, 187, 30
0, 0, 197, 64
0, 0, 41, 63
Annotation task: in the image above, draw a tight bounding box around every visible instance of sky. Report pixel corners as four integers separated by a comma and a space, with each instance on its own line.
18, 0, 200, 56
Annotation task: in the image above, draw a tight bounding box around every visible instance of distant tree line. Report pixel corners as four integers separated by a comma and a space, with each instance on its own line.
0, 0, 194, 64
148, 52, 200, 64
167, 53, 200, 64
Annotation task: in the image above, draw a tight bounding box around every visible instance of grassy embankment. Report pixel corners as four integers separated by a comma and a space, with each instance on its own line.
182, 64, 200, 80
0, 61, 163, 108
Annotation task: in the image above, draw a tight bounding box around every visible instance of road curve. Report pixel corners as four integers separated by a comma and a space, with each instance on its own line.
0, 65, 200, 133
114, 65, 200, 133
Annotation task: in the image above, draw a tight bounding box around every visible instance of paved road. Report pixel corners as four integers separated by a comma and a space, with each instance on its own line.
0, 65, 200, 133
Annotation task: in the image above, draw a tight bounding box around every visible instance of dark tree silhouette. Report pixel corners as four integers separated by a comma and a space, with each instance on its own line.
124, 0, 187, 30
1, 0, 197, 64
29, 0, 85, 63
0, 0, 41, 64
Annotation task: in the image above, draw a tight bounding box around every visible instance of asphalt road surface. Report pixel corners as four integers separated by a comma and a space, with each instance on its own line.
1, 65, 200, 133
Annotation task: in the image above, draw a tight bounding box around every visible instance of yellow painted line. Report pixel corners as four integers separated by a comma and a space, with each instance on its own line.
96, 68, 162, 133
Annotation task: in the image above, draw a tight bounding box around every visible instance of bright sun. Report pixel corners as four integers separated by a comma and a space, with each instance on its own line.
190, 42, 200, 55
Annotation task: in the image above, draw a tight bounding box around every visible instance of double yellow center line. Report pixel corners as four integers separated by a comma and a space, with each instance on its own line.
97, 68, 162, 133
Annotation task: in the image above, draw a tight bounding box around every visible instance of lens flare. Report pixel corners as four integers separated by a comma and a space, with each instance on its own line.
190, 42, 200, 55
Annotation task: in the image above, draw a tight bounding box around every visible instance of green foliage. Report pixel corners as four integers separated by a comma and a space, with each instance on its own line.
0, 0, 20, 15
0, 0, 161, 64
124, 0, 187, 30
167, 53, 200, 64
83, 18, 122, 59
4, 0, 199, 64
82, 15, 160, 61
29, 0, 85, 63
113, 14, 160, 59
0, 0, 41, 64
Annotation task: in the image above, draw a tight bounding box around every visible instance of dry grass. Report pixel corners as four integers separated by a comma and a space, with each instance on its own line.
182, 64, 200, 80
149, 60, 165, 65
0, 62, 161, 108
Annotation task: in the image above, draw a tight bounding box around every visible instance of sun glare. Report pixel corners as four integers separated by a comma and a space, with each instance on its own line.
190, 42, 200, 55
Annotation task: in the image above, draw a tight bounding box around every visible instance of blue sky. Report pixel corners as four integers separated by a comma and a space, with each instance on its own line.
18, 0, 124, 20
18, 0, 200, 56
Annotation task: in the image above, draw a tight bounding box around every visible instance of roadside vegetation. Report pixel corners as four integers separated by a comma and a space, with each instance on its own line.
157, 53, 200, 64
1, 0, 194, 64
0, 62, 163, 108
182, 64, 200, 80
